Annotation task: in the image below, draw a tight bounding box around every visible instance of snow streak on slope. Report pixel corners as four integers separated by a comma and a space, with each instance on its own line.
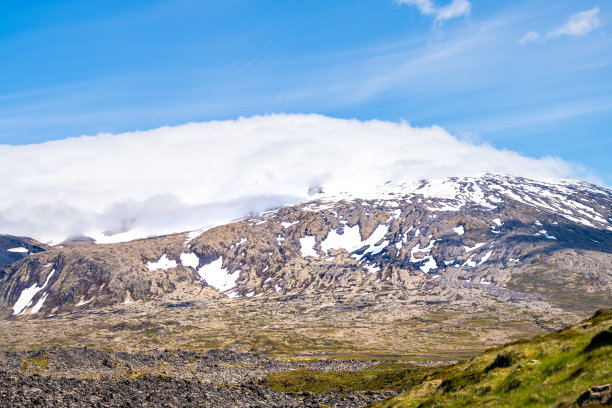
0, 114, 592, 244
13, 269, 55, 315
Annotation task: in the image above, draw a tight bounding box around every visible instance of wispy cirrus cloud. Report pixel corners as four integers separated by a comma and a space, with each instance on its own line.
519, 31, 541, 44
520, 7, 602, 44
396, 0, 471, 24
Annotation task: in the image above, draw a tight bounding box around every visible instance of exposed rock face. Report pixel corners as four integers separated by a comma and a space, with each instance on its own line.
1, 174, 611, 319
577, 384, 612, 407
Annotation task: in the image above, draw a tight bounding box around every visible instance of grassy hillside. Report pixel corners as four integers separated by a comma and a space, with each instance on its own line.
263, 309, 612, 407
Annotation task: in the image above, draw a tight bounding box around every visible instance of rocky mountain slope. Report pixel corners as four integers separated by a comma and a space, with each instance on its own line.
0, 235, 49, 272
1, 174, 610, 320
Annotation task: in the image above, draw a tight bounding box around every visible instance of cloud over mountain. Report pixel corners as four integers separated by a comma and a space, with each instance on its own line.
0, 114, 588, 243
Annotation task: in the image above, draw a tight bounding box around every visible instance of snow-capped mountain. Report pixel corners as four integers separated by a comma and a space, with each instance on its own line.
1, 174, 611, 320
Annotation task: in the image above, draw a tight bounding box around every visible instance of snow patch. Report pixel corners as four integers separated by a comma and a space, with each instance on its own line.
321, 225, 364, 254
321, 224, 389, 259
146, 254, 178, 271
464, 257, 477, 267
463, 243, 485, 252
7, 247, 28, 253
419, 257, 438, 273
197, 257, 239, 294
13, 269, 55, 315
299, 236, 318, 257
363, 263, 381, 273
76, 298, 93, 306
180, 252, 199, 269
30, 292, 48, 314
477, 250, 492, 265
453, 226, 464, 235
183, 227, 212, 246
538, 230, 558, 240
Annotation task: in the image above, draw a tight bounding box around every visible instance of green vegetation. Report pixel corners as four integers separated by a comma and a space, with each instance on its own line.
262, 310, 612, 408
264, 362, 438, 393
21, 353, 50, 374
375, 309, 612, 407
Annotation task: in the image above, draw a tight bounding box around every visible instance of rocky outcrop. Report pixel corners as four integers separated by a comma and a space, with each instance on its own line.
577, 384, 612, 407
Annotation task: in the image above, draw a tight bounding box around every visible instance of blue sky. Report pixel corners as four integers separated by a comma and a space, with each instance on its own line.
1, 0, 611, 184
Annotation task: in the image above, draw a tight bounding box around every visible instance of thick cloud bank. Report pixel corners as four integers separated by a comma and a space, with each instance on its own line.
0, 114, 584, 243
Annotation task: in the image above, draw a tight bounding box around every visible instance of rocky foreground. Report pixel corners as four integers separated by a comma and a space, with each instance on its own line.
0, 348, 444, 407
1, 308, 609, 407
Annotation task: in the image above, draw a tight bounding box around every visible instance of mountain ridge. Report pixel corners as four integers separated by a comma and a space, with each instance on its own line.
1, 174, 610, 323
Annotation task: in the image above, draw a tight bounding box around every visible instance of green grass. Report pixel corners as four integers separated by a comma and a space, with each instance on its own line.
264, 362, 438, 393
261, 309, 612, 408
373, 309, 612, 407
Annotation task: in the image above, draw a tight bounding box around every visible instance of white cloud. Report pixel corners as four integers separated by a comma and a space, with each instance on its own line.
435, 0, 471, 23
397, 0, 470, 23
519, 31, 541, 44
397, 0, 436, 15
0, 114, 584, 244
521, 7, 602, 43
549, 7, 602, 38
